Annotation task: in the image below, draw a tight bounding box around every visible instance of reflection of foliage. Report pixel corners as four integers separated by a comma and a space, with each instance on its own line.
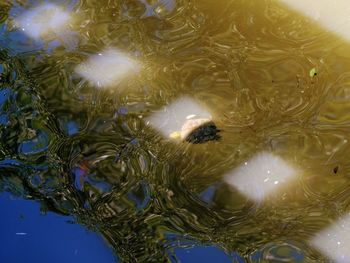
2, 0, 344, 261
0, 50, 68, 210
0, 45, 314, 262
0, 50, 212, 261
0, 2, 11, 24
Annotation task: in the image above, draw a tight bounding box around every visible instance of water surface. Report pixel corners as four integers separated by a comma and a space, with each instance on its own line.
1, 0, 350, 262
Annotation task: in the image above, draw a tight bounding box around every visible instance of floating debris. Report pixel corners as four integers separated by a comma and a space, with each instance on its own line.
146, 96, 219, 144
309, 67, 317, 78
169, 118, 220, 143
181, 118, 211, 139
183, 120, 220, 144
333, 166, 339, 174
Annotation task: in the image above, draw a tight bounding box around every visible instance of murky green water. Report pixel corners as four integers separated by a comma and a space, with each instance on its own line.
2, 0, 350, 262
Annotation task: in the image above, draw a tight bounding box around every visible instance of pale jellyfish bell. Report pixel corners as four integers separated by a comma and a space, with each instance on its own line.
15, 3, 72, 40
75, 49, 141, 89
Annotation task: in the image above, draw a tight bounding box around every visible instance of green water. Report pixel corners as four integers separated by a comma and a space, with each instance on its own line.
2, 0, 350, 261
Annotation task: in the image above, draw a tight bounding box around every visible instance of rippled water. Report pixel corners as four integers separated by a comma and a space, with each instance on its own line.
2, 0, 350, 262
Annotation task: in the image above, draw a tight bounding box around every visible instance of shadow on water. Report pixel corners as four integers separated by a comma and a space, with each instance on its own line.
3, 0, 350, 262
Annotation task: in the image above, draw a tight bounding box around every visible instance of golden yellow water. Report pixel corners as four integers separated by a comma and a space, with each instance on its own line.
2, 0, 350, 261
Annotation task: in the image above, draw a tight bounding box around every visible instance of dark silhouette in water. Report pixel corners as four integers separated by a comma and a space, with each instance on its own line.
185, 122, 221, 144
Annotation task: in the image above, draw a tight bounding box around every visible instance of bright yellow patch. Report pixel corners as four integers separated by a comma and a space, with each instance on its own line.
169, 131, 181, 139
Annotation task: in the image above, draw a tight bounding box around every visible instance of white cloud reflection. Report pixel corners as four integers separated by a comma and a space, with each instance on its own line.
310, 214, 350, 263
280, 0, 350, 42
75, 49, 140, 88
224, 152, 298, 202
15, 3, 71, 40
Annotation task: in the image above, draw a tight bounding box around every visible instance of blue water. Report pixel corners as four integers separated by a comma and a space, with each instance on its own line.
0, 192, 235, 262
0, 192, 118, 263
